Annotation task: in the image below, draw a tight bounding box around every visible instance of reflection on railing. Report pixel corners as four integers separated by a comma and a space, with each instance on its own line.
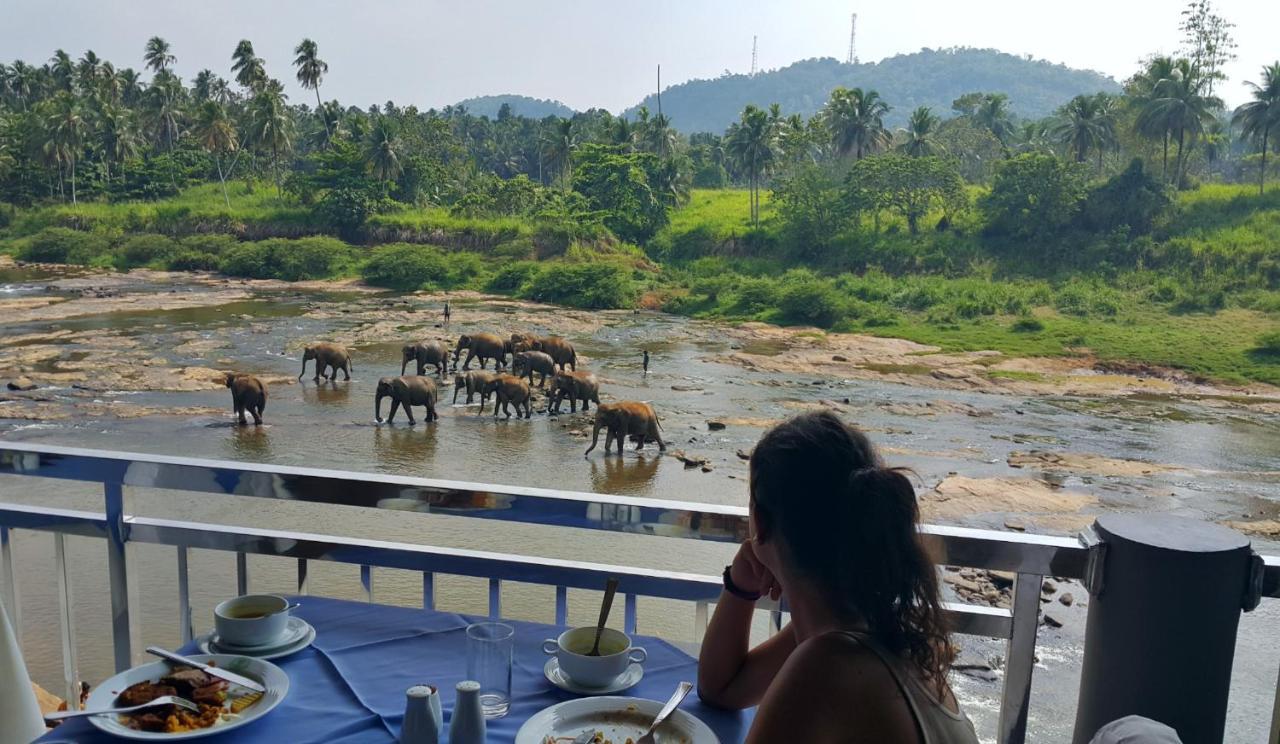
0, 442, 1277, 744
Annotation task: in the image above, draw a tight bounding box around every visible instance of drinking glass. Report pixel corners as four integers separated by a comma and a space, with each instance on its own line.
465, 622, 514, 718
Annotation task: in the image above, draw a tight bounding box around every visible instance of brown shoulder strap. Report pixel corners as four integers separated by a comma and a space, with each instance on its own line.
830, 630, 932, 744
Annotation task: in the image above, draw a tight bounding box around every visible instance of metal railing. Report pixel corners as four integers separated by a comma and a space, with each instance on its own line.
0, 441, 1275, 744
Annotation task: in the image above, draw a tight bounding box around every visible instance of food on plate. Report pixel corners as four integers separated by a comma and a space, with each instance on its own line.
114, 664, 259, 733
542, 734, 634, 744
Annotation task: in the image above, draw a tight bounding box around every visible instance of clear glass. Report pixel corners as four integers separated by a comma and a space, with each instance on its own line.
465, 622, 514, 718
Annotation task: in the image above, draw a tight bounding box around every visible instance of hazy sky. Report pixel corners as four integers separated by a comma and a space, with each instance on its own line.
3, 0, 1275, 111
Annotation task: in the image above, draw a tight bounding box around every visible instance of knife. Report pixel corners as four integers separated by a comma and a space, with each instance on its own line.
145, 646, 267, 693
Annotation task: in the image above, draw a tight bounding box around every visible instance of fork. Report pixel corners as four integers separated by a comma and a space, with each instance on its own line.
43, 695, 200, 722
637, 681, 694, 744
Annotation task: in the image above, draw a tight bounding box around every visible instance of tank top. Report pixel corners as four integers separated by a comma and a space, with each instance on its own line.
829, 630, 980, 744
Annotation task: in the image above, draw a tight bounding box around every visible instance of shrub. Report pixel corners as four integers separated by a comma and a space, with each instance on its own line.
523, 261, 638, 309
117, 234, 178, 269
166, 250, 221, 271
1011, 317, 1045, 333
1053, 280, 1122, 317
17, 227, 111, 265
361, 243, 450, 290
486, 261, 540, 293
181, 234, 239, 256
732, 277, 780, 314
221, 237, 355, 281
1256, 331, 1280, 356
778, 280, 843, 327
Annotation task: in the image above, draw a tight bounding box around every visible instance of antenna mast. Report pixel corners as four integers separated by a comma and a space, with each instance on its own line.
751, 35, 758, 76
846, 13, 858, 64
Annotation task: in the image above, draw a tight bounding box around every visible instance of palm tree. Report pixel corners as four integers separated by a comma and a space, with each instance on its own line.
1136, 61, 1221, 187
193, 101, 238, 206
7, 61, 36, 110
143, 37, 176, 74
973, 93, 1015, 144
116, 68, 143, 107
1051, 93, 1118, 172
540, 118, 576, 185
1130, 56, 1181, 181
49, 50, 75, 92
364, 115, 401, 182
823, 87, 890, 160
898, 106, 941, 157
1232, 62, 1280, 194
643, 113, 677, 158
45, 92, 86, 204
248, 82, 292, 195
143, 70, 185, 151
231, 40, 267, 93
724, 104, 777, 226
95, 103, 140, 186
293, 39, 330, 140
77, 51, 103, 92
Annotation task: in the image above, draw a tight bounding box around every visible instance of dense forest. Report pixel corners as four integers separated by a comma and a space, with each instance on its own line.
623, 49, 1122, 133
1, 0, 1278, 383
453, 94, 575, 121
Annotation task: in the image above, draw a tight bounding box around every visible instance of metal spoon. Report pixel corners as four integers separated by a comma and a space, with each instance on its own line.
636, 681, 694, 744
587, 577, 620, 656
44, 695, 200, 722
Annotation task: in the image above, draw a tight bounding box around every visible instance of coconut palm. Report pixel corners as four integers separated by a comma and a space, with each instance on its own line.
540, 118, 576, 185
823, 87, 890, 160
293, 39, 330, 140
231, 40, 267, 93
248, 81, 292, 195
143, 37, 175, 74
44, 92, 86, 204
1130, 56, 1182, 181
898, 106, 941, 157
1136, 61, 1221, 187
95, 103, 140, 186
1051, 93, 1118, 172
643, 113, 678, 158
973, 93, 1015, 144
6, 61, 36, 110
1232, 62, 1280, 194
116, 68, 143, 107
77, 51, 103, 92
49, 50, 75, 92
724, 104, 777, 226
364, 115, 401, 182
143, 70, 185, 150
193, 100, 237, 206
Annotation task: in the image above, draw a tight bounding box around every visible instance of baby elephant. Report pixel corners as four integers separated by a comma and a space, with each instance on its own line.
512, 350, 556, 388
453, 370, 497, 408
299, 342, 353, 382
402, 341, 449, 377
375, 376, 439, 425
548, 370, 600, 414
225, 373, 267, 426
585, 401, 665, 455
482, 374, 533, 419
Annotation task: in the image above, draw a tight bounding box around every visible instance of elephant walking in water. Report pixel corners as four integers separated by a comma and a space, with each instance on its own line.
531, 336, 576, 371
482, 374, 533, 419
454, 333, 507, 371
225, 373, 267, 425
375, 376, 439, 425
453, 370, 497, 409
548, 370, 600, 414
512, 350, 556, 388
299, 342, 353, 382
402, 341, 449, 377
585, 401, 665, 455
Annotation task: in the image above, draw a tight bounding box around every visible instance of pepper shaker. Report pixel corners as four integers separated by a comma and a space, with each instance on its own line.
401, 684, 443, 744
449, 680, 486, 744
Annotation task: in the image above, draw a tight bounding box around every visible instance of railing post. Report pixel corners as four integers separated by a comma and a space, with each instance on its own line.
360, 564, 374, 602
235, 552, 248, 596
54, 533, 80, 710
998, 572, 1042, 744
0, 525, 18, 633
176, 546, 193, 644
296, 559, 309, 595
1271, 662, 1280, 744
104, 482, 134, 672
1073, 515, 1257, 744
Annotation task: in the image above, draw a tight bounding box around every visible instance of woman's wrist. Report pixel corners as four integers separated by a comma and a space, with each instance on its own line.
723, 564, 762, 602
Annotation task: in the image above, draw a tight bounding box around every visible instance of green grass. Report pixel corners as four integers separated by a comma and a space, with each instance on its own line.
663, 189, 777, 239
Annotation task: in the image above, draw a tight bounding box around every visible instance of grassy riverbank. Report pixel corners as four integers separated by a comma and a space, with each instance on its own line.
2, 183, 1279, 385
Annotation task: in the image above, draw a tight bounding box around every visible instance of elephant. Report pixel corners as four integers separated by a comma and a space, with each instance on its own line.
531, 336, 576, 371
481, 374, 532, 419
402, 341, 449, 377
299, 342, 353, 381
585, 401, 666, 455
454, 333, 507, 371
548, 370, 600, 414
224, 373, 267, 425
453, 370, 497, 408
504, 332, 537, 357
375, 375, 439, 425
512, 350, 556, 388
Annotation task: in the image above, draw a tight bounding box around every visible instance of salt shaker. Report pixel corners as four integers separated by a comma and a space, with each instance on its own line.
401, 684, 443, 744
449, 680, 486, 744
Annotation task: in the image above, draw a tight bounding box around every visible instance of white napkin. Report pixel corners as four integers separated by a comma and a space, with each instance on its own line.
0, 598, 46, 744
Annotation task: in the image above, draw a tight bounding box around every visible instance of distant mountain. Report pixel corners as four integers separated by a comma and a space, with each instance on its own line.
624, 48, 1122, 134
452, 94, 576, 119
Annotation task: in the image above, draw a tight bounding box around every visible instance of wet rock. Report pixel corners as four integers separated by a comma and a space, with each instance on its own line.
706, 420, 727, 431
700, 464, 714, 473
1041, 579, 1058, 595
7, 377, 37, 391
1003, 520, 1027, 532
671, 385, 703, 392
1042, 612, 1064, 628
832, 355, 848, 362
671, 450, 711, 469
736, 448, 752, 460
987, 571, 1015, 591
1059, 593, 1074, 606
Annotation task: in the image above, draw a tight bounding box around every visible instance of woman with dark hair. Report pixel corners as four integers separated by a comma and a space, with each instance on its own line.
698, 411, 978, 743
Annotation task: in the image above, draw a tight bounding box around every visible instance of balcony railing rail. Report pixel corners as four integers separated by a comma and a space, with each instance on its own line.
0, 442, 1275, 744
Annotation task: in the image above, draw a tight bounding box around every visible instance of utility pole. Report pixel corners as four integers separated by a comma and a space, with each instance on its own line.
751, 35, 758, 76
656, 64, 662, 118
847, 13, 858, 65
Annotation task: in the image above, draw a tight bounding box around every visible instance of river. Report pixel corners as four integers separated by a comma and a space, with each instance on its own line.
2, 261, 1278, 742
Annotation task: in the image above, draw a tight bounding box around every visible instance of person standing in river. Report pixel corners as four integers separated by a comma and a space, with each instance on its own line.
443, 300, 451, 325
642, 349, 650, 375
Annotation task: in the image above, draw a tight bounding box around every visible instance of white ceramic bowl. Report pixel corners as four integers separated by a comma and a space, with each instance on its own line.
542, 627, 646, 689
214, 594, 291, 648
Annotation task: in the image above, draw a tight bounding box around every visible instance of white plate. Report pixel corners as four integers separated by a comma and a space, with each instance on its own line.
515, 696, 719, 744
207, 617, 312, 654
197, 619, 316, 661
544, 658, 643, 695
85, 654, 288, 741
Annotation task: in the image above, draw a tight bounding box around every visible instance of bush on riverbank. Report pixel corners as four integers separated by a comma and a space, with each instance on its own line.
16, 227, 113, 266
220, 236, 357, 281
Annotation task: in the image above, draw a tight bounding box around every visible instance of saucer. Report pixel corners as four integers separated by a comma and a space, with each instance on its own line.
544, 658, 644, 695
198, 617, 315, 660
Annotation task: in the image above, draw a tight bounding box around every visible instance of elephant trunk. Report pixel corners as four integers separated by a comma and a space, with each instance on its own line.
298, 357, 308, 379
375, 390, 386, 423
400, 356, 409, 376
585, 420, 603, 455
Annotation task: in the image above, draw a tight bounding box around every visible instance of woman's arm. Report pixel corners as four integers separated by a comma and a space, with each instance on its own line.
697, 540, 797, 709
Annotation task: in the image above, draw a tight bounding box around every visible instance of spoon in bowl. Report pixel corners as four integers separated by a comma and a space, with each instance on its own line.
587, 577, 620, 656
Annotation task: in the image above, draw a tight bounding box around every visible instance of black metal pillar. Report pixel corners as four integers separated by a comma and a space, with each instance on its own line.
1073, 513, 1259, 744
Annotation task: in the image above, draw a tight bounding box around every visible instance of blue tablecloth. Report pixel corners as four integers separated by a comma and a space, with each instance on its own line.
37, 596, 753, 743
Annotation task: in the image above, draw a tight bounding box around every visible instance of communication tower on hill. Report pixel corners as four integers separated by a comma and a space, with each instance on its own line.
847, 13, 858, 64
751, 35, 758, 76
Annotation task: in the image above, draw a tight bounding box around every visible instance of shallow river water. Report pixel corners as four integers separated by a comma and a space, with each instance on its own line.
2, 264, 1278, 742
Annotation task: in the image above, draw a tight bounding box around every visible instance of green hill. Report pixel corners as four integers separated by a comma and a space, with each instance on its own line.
624, 48, 1121, 133
452, 94, 577, 119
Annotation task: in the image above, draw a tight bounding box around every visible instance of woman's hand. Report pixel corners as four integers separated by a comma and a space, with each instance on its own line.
730, 538, 782, 601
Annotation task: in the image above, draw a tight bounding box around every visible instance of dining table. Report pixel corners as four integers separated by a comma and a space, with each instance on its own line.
35, 595, 755, 743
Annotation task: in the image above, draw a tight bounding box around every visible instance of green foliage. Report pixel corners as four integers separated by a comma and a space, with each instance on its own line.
771, 163, 849, 256
846, 154, 968, 235
180, 234, 240, 255
571, 144, 668, 244
291, 141, 391, 236
1011, 317, 1046, 332
1079, 159, 1171, 235
220, 236, 356, 281
1256, 331, 1280, 356
166, 250, 221, 271
523, 261, 638, 309
16, 227, 111, 264
360, 243, 455, 290
486, 261, 541, 293
981, 153, 1089, 245
778, 277, 844, 326
116, 234, 178, 268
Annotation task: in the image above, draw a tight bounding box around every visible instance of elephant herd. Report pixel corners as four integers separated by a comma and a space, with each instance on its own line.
224, 333, 666, 456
